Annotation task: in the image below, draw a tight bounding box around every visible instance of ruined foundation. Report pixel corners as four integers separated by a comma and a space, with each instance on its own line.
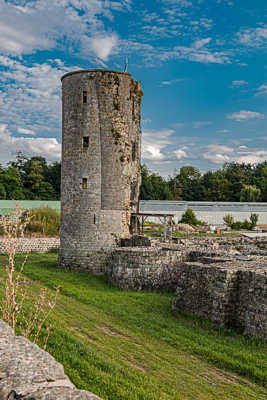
110, 237, 267, 340
58, 70, 142, 273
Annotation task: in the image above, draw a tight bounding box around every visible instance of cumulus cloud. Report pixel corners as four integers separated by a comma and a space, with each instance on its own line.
0, 124, 61, 164
227, 110, 264, 122
0, 0, 125, 58
142, 129, 174, 161
89, 34, 118, 60
217, 129, 230, 133
237, 26, 267, 48
174, 147, 188, 159
17, 127, 36, 135
0, 56, 79, 135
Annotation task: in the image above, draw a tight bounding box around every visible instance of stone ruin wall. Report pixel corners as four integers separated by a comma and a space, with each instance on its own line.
0, 320, 102, 400
59, 70, 142, 273
109, 236, 267, 340
0, 237, 59, 254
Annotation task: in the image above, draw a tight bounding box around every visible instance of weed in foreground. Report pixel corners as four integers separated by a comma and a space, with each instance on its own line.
0, 205, 59, 348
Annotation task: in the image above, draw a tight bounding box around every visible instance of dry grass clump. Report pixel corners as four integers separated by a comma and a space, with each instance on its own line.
0, 205, 59, 348
24, 206, 60, 237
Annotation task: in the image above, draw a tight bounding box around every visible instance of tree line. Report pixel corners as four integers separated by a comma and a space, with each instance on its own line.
140, 163, 267, 202
0, 153, 60, 200
1, 153, 267, 202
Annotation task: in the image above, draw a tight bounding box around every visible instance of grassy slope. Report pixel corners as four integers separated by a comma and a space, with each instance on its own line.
0, 253, 266, 400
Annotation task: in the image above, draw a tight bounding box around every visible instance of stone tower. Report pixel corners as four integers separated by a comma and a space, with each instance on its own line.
58, 69, 142, 274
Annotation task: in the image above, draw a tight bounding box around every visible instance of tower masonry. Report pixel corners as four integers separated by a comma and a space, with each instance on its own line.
58, 69, 142, 274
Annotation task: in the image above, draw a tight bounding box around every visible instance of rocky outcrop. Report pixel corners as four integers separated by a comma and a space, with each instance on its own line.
0, 321, 102, 400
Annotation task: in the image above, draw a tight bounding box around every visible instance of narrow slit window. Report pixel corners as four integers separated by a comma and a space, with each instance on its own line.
83, 136, 89, 151
82, 178, 87, 189
132, 142, 137, 161
83, 91, 87, 104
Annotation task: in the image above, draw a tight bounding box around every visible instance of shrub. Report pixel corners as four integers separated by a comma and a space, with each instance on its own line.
224, 213, 259, 231
249, 213, 258, 228
179, 208, 203, 226
231, 221, 243, 230
24, 207, 60, 236
223, 214, 234, 228
241, 219, 252, 230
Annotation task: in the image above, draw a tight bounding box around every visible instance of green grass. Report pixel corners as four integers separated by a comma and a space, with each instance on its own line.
0, 253, 266, 400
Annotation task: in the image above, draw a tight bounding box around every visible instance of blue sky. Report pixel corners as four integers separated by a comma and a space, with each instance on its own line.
0, 0, 266, 176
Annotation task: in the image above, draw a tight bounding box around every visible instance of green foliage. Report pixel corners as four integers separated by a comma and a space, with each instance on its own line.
25, 207, 60, 236
1, 153, 60, 201
223, 214, 234, 228
179, 208, 203, 226
140, 165, 173, 200
240, 185, 261, 202
223, 213, 259, 230
0, 183, 6, 199
250, 213, 259, 228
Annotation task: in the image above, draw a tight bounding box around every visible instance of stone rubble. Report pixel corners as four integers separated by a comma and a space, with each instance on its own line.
0, 321, 102, 400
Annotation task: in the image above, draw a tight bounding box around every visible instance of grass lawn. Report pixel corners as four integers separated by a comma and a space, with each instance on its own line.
0, 252, 266, 400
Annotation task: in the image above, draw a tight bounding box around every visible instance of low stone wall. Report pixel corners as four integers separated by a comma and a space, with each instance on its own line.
172, 260, 267, 340
110, 246, 184, 290
110, 237, 267, 340
0, 237, 60, 254
0, 320, 102, 399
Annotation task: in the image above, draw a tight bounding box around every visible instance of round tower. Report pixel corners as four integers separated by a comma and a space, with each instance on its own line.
58, 69, 142, 274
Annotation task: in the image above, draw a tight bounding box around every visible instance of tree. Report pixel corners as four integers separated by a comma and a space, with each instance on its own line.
240, 185, 261, 202
0, 183, 6, 199
172, 166, 203, 201
0, 166, 24, 200
140, 165, 173, 200
179, 208, 202, 226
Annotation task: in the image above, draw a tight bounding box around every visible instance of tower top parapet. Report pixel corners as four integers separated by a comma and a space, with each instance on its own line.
61, 69, 132, 82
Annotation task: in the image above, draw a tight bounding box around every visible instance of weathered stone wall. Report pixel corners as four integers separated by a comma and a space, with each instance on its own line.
110, 246, 185, 291
0, 238, 59, 254
59, 69, 142, 273
0, 320, 102, 399
172, 260, 267, 340
110, 237, 267, 339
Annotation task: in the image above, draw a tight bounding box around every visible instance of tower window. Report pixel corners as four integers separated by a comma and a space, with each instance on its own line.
82, 178, 87, 189
83, 91, 87, 104
132, 142, 137, 161
83, 136, 89, 151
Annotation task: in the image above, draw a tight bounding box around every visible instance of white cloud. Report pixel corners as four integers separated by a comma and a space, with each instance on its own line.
0, 56, 79, 134
162, 41, 230, 64
0, 0, 126, 58
160, 78, 184, 86
230, 80, 248, 87
193, 121, 212, 128
0, 124, 61, 164
227, 110, 264, 122
217, 129, 230, 133
256, 84, 267, 96
193, 37, 211, 49
174, 147, 188, 159
237, 26, 267, 48
89, 34, 118, 60
17, 127, 36, 135
142, 129, 174, 161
